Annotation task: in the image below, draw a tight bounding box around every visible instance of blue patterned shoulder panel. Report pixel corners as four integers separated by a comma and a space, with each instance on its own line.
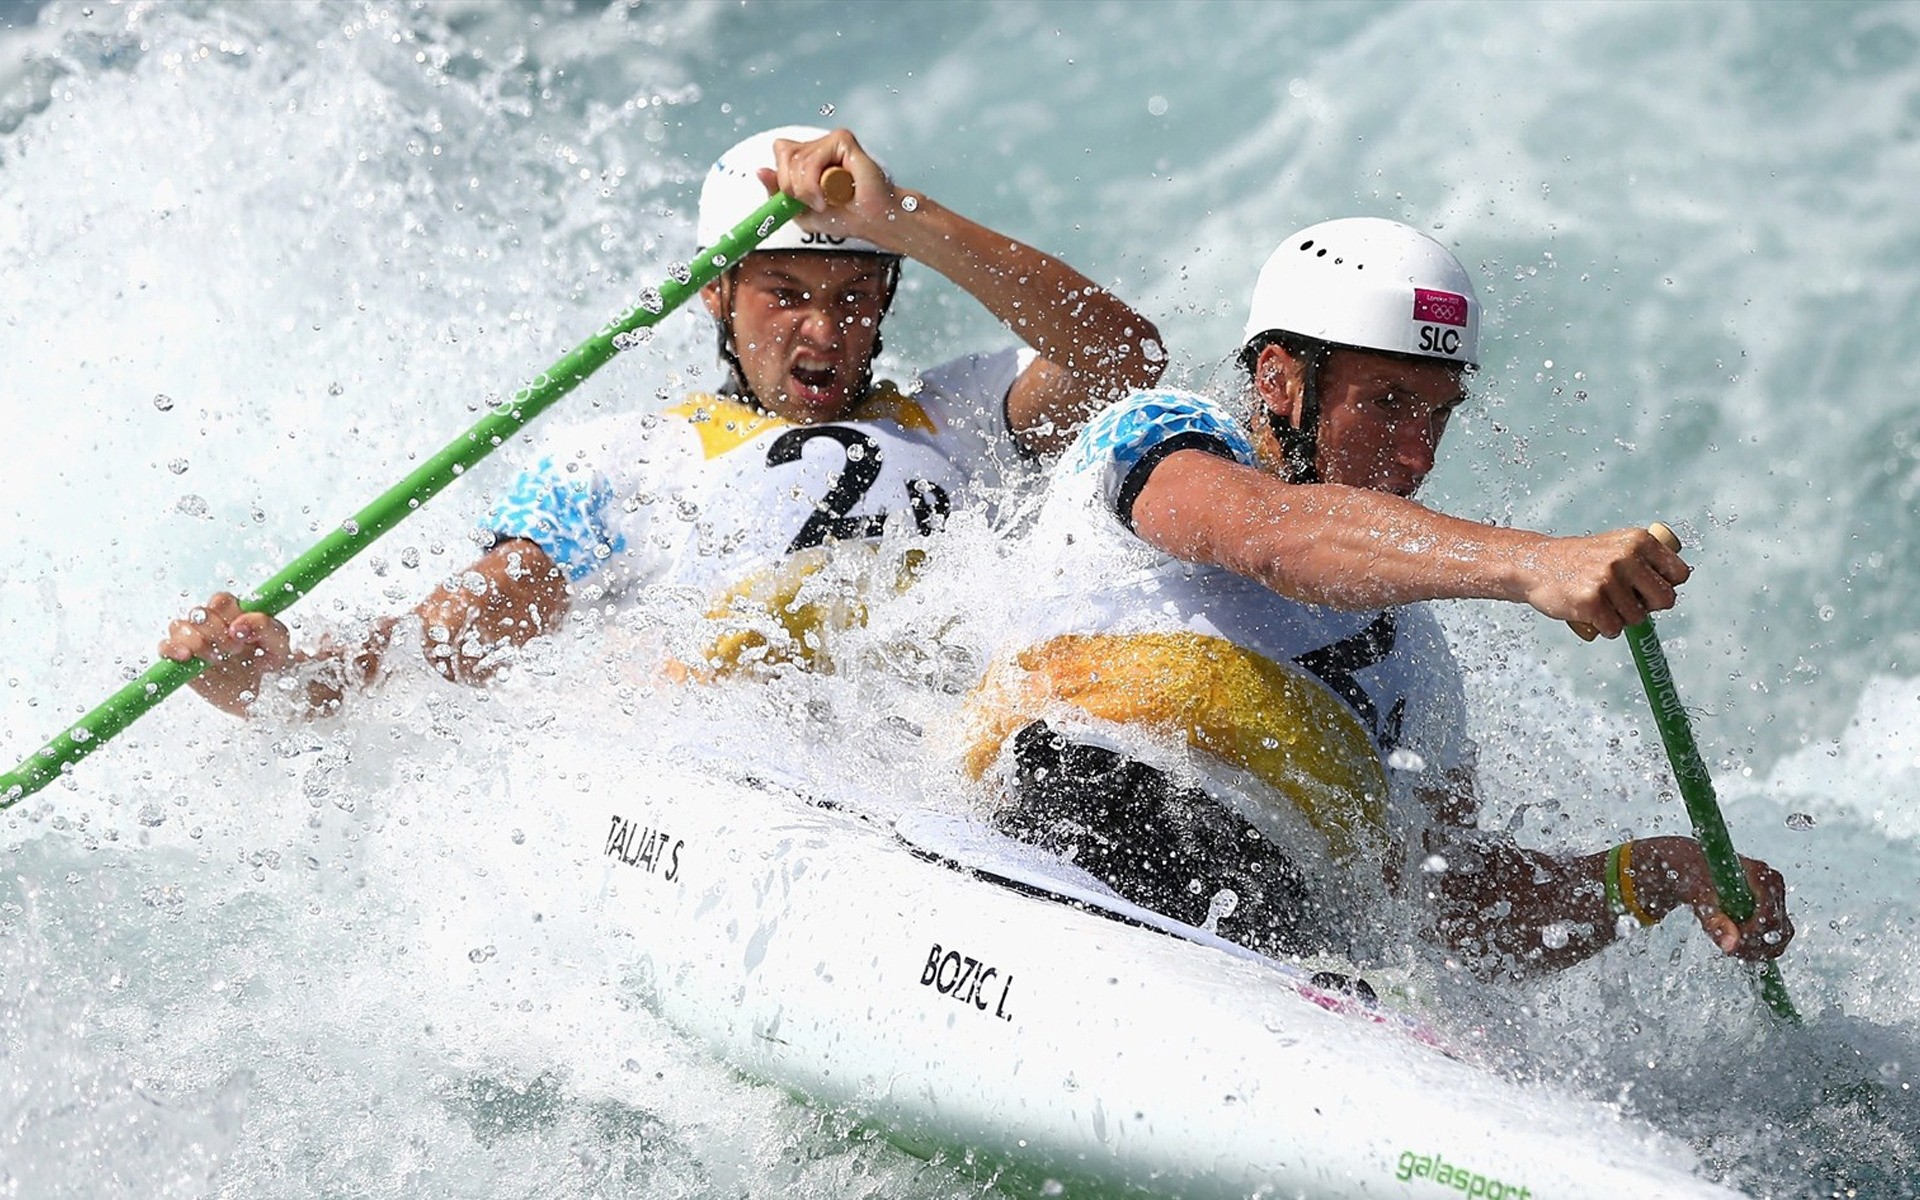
1070, 389, 1256, 476
483, 456, 626, 582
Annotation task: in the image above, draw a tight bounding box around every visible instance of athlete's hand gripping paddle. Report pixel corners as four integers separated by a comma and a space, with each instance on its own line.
0, 170, 854, 808
1596, 523, 1801, 1023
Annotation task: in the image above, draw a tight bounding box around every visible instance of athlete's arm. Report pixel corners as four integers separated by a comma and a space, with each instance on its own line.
159, 537, 570, 716
413, 537, 571, 684
1414, 782, 1794, 977
768, 128, 1165, 456
1131, 448, 1689, 637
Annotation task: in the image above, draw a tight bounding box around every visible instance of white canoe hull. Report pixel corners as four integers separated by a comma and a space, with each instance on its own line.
571, 753, 1739, 1199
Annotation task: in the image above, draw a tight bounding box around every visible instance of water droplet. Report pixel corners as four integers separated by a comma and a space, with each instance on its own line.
818, 103, 835, 117
152, 393, 174, 412
328, 382, 344, 396
400, 546, 421, 569
1387, 747, 1427, 772
175, 495, 210, 518
1540, 922, 1571, 949
1421, 854, 1449, 874
1818, 604, 1835, 622
468, 945, 496, 963
167, 458, 189, 475
1202, 888, 1238, 934
899, 194, 919, 213
511, 829, 526, 845
1146, 95, 1169, 116
341, 518, 361, 535
1785, 812, 1816, 831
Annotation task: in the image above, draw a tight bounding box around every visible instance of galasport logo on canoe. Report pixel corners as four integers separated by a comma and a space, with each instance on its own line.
1394, 1148, 1534, 1199
1412, 287, 1469, 357
604, 813, 683, 882
920, 942, 1016, 1023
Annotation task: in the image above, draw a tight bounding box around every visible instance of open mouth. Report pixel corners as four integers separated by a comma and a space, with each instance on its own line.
791, 364, 837, 392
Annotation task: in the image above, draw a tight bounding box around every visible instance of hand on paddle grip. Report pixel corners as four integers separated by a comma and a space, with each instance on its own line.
1569, 521, 1683, 641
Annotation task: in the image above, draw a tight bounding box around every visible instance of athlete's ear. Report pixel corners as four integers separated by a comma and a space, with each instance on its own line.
1254, 343, 1304, 429
700, 278, 726, 322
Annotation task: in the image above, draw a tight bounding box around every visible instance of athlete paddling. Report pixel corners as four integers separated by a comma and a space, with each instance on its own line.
967, 218, 1792, 975
161, 125, 1163, 712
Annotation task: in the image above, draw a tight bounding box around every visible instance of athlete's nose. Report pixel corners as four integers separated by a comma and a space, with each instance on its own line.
1396, 411, 1440, 478
795, 300, 842, 348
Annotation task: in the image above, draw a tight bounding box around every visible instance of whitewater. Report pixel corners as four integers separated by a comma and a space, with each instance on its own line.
2, 1, 1917, 1196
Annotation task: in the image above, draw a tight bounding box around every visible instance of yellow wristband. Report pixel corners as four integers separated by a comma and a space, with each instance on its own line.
1614, 840, 1658, 927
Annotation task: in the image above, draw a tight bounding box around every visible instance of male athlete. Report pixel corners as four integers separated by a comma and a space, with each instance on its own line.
163, 125, 1162, 711
965, 217, 1791, 976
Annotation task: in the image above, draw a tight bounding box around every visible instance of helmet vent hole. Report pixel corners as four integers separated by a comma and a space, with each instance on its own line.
1299, 240, 1315, 251
1315, 248, 1328, 257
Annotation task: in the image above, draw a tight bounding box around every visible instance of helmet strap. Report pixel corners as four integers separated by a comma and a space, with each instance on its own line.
713, 272, 750, 399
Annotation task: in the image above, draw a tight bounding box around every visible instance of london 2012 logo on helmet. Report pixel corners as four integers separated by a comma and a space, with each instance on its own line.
1412, 288, 1469, 326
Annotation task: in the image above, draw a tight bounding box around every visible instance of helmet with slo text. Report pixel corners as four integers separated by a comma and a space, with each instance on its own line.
695, 124, 894, 256
1242, 217, 1478, 368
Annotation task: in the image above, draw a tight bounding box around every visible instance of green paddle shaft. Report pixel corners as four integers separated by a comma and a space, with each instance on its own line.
1624, 600, 1802, 1024
1, 182, 836, 808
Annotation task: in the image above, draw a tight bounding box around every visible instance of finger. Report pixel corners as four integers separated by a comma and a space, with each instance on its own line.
1604, 578, 1649, 631
1626, 562, 1677, 618
771, 136, 832, 210
163, 620, 220, 664
1696, 906, 1740, 954
205, 592, 244, 623
159, 627, 197, 662
232, 613, 292, 668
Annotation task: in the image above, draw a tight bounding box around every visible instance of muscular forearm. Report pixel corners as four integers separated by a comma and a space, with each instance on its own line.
872, 193, 1163, 401
414, 539, 571, 684
1137, 449, 1682, 634
1423, 831, 1791, 977
1168, 464, 1544, 610
1424, 836, 1619, 977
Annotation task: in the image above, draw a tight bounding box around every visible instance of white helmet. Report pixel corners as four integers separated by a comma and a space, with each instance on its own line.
695, 125, 892, 256
1243, 217, 1478, 367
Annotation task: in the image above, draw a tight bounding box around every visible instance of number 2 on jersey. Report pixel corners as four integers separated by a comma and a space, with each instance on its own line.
766, 426, 952, 554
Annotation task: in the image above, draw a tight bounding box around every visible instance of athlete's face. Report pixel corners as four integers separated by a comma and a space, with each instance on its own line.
1258, 344, 1468, 496
704, 252, 894, 422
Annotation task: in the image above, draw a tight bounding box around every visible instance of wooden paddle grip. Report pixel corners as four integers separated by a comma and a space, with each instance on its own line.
1569, 521, 1683, 642
821, 166, 855, 206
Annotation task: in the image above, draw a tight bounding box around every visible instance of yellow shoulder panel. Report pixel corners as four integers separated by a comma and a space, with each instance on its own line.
849, 379, 937, 435
663, 394, 790, 460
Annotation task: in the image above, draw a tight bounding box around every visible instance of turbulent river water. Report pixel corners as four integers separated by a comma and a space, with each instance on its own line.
3, 2, 1918, 1196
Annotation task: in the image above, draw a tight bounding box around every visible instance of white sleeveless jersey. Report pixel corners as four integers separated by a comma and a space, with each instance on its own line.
481, 348, 1034, 597
982, 388, 1473, 807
